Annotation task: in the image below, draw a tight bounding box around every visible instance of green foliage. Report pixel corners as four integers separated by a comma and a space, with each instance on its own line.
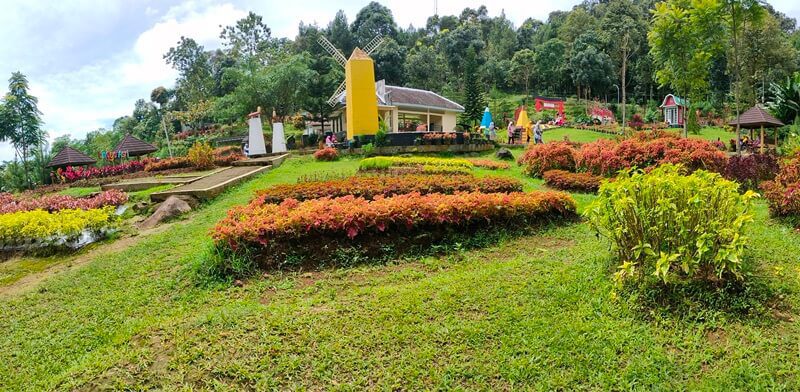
686, 107, 701, 135
0, 72, 46, 190
374, 124, 388, 147
460, 47, 485, 127
586, 165, 758, 288
510, 49, 536, 94
768, 72, 800, 125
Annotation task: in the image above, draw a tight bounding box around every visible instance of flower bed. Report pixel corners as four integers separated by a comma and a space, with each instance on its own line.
359, 156, 473, 171
467, 159, 510, 170
254, 174, 523, 204
575, 136, 727, 176
212, 191, 577, 271
542, 170, 603, 193
0, 207, 118, 249
55, 161, 148, 183
517, 142, 576, 177
145, 157, 192, 172
314, 147, 339, 161
0, 190, 127, 214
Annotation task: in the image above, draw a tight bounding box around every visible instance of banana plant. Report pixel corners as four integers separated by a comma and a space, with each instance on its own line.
768, 72, 800, 125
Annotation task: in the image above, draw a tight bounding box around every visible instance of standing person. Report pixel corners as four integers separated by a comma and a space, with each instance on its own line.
488, 122, 496, 141
507, 121, 515, 144
534, 120, 543, 144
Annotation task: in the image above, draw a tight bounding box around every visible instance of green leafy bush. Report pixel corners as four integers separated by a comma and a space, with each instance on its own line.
585, 165, 757, 287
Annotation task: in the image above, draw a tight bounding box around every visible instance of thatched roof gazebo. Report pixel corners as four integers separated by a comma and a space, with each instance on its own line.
47, 146, 97, 168
114, 134, 157, 157
729, 106, 785, 153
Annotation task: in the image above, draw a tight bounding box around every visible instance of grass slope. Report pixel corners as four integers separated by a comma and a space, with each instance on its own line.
1, 153, 799, 390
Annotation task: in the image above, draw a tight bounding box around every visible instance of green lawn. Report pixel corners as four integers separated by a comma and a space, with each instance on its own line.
689, 126, 735, 142
542, 127, 615, 143
1, 153, 799, 389
56, 186, 101, 197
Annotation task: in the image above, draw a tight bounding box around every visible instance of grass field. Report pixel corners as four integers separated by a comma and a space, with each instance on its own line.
1, 152, 799, 389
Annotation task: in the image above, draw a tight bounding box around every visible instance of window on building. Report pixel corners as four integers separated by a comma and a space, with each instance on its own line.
398, 113, 425, 132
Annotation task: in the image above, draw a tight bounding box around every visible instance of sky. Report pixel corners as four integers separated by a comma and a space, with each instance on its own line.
1, 0, 800, 161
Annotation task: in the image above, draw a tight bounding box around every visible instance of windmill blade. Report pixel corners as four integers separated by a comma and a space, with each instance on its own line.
317, 36, 346, 67
364, 35, 385, 56
327, 80, 346, 106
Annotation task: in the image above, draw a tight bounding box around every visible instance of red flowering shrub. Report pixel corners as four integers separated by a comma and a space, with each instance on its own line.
314, 147, 339, 161
629, 114, 644, 131
517, 142, 577, 177
0, 189, 127, 213
543, 170, 603, 193
723, 154, 779, 190
761, 158, 800, 221
213, 146, 245, 166
467, 159, 510, 170
56, 160, 148, 183
254, 174, 523, 204
211, 191, 577, 271
575, 136, 727, 176
145, 157, 192, 172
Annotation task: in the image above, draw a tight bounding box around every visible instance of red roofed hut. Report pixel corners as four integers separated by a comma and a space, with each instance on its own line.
660, 94, 686, 127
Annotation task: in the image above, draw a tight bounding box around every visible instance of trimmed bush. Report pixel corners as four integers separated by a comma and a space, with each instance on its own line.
359, 156, 473, 171
255, 174, 523, 204
314, 147, 339, 161
761, 157, 800, 221
723, 153, 779, 190
517, 142, 577, 177
212, 191, 576, 273
467, 159, 510, 170
55, 161, 148, 183
542, 170, 603, 193
585, 165, 757, 286
0, 207, 118, 247
145, 157, 192, 172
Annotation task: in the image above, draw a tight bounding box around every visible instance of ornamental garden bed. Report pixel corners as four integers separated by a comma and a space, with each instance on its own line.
210, 191, 577, 275
0, 190, 128, 257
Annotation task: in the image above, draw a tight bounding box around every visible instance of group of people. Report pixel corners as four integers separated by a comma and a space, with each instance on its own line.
506, 120, 543, 145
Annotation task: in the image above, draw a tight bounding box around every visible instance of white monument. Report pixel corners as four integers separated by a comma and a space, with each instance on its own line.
271, 109, 287, 153
246, 107, 267, 156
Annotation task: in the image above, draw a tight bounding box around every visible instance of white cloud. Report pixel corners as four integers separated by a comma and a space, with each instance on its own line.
0, 2, 246, 161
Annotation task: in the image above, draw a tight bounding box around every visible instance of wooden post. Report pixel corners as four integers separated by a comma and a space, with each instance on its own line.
760, 125, 764, 154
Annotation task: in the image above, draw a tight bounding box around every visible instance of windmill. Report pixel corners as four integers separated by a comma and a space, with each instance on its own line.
318, 35, 386, 106
317, 35, 386, 139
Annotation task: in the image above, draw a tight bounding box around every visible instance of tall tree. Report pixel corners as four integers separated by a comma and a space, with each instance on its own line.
219, 11, 273, 64
305, 55, 342, 133
404, 45, 448, 92
460, 47, 486, 127
534, 39, 568, 95
0, 72, 45, 189
600, 0, 647, 133
510, 49, 536, 95
164, 37, 213, 106
649, 0, 723, 136
327, 10, 355, 55
351, 2, 398, 47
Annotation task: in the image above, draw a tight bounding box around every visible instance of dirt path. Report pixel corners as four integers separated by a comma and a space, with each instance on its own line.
0, 223, 175, 299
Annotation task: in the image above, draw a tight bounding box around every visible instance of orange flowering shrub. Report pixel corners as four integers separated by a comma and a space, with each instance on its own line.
255, 174, 522, 204
314, 147, 339, 161
517, 142, 577, 177
211, 191, 576, 270
543, 170, 603, 193
144, 157, 192, 172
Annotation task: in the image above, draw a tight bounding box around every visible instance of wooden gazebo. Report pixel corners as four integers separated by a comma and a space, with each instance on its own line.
113, 134, 157, 157
729, 106, 785, 153
47, 146, 96, 168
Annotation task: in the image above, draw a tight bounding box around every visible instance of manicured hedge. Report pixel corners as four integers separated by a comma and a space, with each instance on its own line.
0, 190, 127, 214
467, 159, 510, 170
517, 142, 576, 177
212, 191, 577, 269
0, 207, 117, 247
254, 174, 523, 204
55, 161, 147, 183
359, 156, 473, 171
145, 157, 192, 172
542, 170, 603, 193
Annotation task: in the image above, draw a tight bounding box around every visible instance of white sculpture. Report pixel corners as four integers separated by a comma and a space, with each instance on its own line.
272, 123, 287, 153
246, 107, 267, 156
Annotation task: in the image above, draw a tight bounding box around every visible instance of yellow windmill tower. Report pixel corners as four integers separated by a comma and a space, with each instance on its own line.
318, 35, 385, 140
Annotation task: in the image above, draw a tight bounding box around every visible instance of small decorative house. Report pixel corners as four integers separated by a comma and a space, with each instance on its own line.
660, 94, 686, 127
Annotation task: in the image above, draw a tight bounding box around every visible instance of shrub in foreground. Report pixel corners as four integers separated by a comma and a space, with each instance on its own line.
0, 190, 127, 213
542, 170, 603, 193
0, 207, 117, 247
314, 147, 339, 161
517, 142, 576, 177
212, 191, 576, 274
723, 153, 779, 190
255, 174, 523, 203
585, 165, 757, 286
